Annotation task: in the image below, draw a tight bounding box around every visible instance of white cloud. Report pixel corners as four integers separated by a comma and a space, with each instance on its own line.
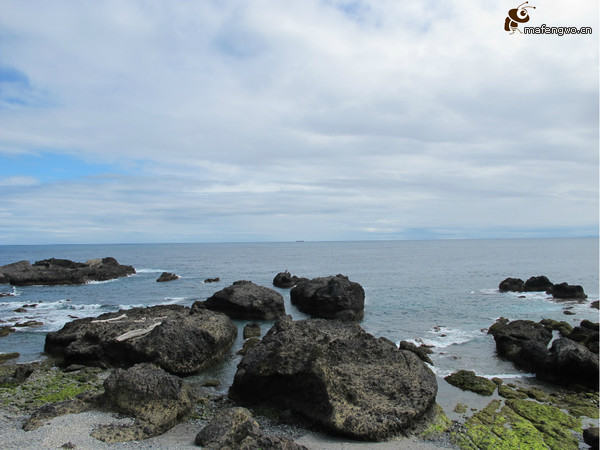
0, 0, 597, 243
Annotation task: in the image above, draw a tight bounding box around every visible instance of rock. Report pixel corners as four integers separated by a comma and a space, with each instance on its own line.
0, 291, 15, 297
524, 275, 553, 292
0, 327, 15, 338
539, 318, 573, 336
591, 301, 599, 310
195, 407, 306, 449
92, 363, 196, 442
444, 370, 497, 396
273, 271, 307, 288
547, 282, 587, 299
584, 426, 599, 450
229, 317, 438, 441
488, 318, 599, 389
0, 257, 135, 286
237, 337, 261, 356
13, 320, 43, 328
0, 352, 19, 363
156, 272, 179, 282
243, 323, 261, 339
24, 398, 93, 431
13, 307, 27, 313
399, 341, 433, 365
498, 277, 525, 292
194, 280, 285, 320
44, 305, 237, 375
290, 274, 365, 321
0, 363, 35, 385
204, 277, 220, 283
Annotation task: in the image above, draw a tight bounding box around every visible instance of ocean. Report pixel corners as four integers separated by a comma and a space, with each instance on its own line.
1, 238, 598, 408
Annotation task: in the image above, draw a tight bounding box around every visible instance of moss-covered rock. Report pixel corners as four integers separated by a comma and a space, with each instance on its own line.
444, 370, 497, 396
497, 384, 528, 399
420, 404, 451, 440
452, 396, 586, 450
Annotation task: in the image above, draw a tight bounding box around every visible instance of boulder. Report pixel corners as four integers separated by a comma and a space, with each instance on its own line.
44, 305, 237, 376
92, 363, 196, 442
156, 272, 179, 282
498, 277, 525, 292
195, 407, 306, 449
229, 317, 438, 441
524, 275, 553, 292
273, 271, 307, 288
568, 320, 599, 353
193, 280, 285, 320
204, 277, 220, 283
290, 274, 365, 321
399, 341, 433, 365
547, 282, 587, 299
0, 257, 135, 286
488, 318, 599, 389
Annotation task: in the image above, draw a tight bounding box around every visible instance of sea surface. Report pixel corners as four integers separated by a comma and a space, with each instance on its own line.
1, 238, 598, 405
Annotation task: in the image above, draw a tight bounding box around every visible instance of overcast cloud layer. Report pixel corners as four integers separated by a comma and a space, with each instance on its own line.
0, 0, 598, 244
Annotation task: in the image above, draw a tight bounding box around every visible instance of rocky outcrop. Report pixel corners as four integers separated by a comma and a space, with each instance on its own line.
204, 277, 220, 283
44, 305, 237, 376
92, 363, 196, 442
399, 341, 433, 365
290, 274, 365, 321
547, 282, 587, 299
0, 257, 135, 286
488, 318, 599, 389
156, 272, 179, 282
229, 317, 438, 441
273, 271, 307, 288
195, 407, 306, 449
193, 280, 285, 320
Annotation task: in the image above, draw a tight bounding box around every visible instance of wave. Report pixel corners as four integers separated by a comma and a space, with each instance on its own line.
402, 327, 485, 349
135, 268, 167, 274
431, 365, 535, 379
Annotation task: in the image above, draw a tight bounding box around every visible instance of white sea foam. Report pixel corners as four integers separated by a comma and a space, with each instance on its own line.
135, 268, 167, 274
403, 327, 485, 349
85, 278, 120, 285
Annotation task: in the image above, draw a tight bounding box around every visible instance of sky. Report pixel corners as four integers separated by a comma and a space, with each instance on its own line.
0, 0, 598, 244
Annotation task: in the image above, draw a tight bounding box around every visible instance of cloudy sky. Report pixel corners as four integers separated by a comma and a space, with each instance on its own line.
0, 1, 598, 244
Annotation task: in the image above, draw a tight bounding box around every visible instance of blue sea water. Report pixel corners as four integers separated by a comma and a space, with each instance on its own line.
0, 238, 598, 397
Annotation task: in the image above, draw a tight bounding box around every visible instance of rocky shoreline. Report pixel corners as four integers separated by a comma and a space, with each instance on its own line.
0, 263, 598, 448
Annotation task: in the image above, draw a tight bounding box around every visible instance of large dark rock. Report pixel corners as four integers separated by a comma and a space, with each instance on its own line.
44, 305, 237, 375
568, 320, 599, 353
524, 275, 553, 292
547, 282, 587, 299
193, 280, 285, 320
488, 318, 598, 389
290, 274, 365, 321
0, 257, 135, 286
498, 277, 525, 292
229, 317, 438, 441
195, 407, 306, 449
273, 271, 307, 288
92, 363, 196, 442
584, 426, 599, 450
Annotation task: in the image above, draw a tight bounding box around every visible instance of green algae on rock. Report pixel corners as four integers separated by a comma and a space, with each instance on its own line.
452, 398, 584, 449
444, 370, 497, 396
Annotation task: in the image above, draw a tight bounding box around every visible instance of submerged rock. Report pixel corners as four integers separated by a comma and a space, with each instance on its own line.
290, 274, 365, 321
194, 280, 285, 320
92, 363, 196, 442
44, 305, 237, 375
229, 317, 437, 441
156, 272, 179, 282
0, 257, 135, 286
